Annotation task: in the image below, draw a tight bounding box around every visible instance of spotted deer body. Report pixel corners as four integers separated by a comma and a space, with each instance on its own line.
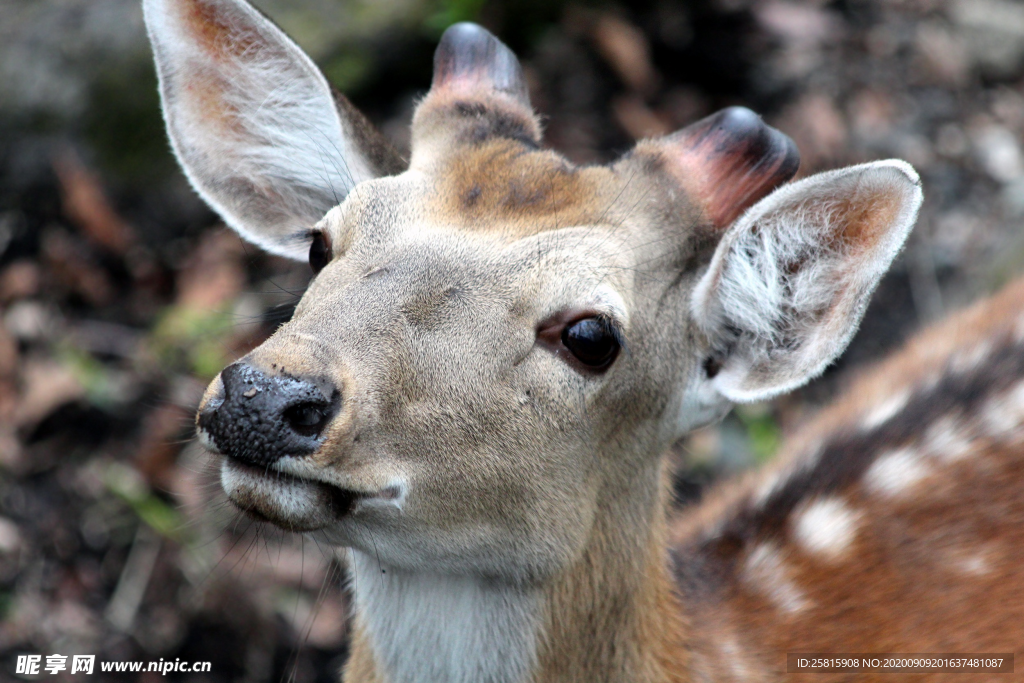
142, 1, 1022, 681
672, 276, 1024, 680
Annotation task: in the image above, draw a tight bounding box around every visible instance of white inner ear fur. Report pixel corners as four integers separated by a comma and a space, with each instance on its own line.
144, 0, 376, 260
690, 159, 922, 405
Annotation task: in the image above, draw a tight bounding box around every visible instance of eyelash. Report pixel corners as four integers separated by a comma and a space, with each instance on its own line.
536, 311, 625, 374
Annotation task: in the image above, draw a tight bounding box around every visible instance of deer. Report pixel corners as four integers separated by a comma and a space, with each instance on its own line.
143, 0, 1024, 680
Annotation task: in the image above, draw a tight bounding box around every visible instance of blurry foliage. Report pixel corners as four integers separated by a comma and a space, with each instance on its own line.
58, 345, 121, 411
82, 63, 175, 188
321, 51, 375, 93
103, 461, 187, 543
735, 403, 782, 464
422, 0, 488, 36
149, 306, 236, 380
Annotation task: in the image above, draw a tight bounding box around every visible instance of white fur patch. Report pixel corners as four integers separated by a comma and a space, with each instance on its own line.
219, 459, 328, 528
195, 425, 221, 454
674, 368, 732, 437
718, 634, 757, 682
742, 542, 811, 613
864, 447, 930, 497
981, 381, 1024, 438
792, 497, 860, 560
949, 341, 994, 374
350, 552, 542, 683
955, 552, 991, 576
921, 416, 973, 462
860, 389, 911, 431
591, 283, 630, 328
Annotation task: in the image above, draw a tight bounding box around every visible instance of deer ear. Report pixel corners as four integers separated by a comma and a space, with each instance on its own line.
143, 0, 403, 259
691, 160, 923, 403
411, 23, 541, 167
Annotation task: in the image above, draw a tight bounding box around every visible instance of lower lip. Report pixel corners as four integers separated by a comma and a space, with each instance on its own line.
224, 457, 360, 520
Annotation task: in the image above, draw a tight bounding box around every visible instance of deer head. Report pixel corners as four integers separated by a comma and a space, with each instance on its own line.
145, 0, 922, 678
146, 0, 922, 573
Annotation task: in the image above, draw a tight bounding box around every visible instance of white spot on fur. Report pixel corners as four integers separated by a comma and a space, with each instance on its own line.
743, 543, 810, 613
864, 447, 930, 497
861, 389, 911, 431
921, 416, 973, 462
956, 552, 991, 576
718, 634, 756, 682
949, 341, 993, 374
792, 497, 861, 560
981, 381, 1024, 438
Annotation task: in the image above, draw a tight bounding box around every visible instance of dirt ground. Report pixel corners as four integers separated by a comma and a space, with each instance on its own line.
2, 0, 1024, 680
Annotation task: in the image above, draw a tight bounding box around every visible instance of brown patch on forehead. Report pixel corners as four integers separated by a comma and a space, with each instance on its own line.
428, 139, 615, 236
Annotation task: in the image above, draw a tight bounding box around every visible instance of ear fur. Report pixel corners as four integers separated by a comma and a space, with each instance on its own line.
691, 159, 923, 403
144, 0, 402, 259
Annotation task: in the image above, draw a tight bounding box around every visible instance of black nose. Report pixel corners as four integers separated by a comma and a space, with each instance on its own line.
198, 363, 340, 466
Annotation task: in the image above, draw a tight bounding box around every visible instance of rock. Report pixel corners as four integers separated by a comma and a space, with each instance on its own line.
971, 124, 1024, 183
951, 0, 1024, 78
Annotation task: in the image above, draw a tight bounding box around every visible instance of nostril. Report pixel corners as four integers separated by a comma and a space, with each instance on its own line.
200, 362, 340, 465
283, 401, 332, 438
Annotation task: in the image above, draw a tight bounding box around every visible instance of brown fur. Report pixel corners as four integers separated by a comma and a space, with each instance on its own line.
533, 462, 693, 682
426, 140, 614, 235
146, 5, 970, 682
640, 107, 800, 229
182, 0, 259, 61
671, 276, 1024, 681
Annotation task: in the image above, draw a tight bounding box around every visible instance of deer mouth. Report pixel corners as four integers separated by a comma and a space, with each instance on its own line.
220, 456, 360, 530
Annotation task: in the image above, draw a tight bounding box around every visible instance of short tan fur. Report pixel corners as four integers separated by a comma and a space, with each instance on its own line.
141, 1, 1021, 681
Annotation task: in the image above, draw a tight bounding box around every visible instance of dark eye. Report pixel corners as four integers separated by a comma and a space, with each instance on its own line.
561, 317, 620, 370
308, 231, 333, 274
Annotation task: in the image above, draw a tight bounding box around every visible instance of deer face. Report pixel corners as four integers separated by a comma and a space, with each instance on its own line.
146, 0, 922, 581
197, 137, 703, 579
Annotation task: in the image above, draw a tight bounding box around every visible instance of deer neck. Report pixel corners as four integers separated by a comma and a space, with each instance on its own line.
533, 460, 691, 683
347, 460, 691, 683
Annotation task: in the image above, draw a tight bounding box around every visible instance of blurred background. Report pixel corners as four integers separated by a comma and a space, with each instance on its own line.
2, 0, 1024, 679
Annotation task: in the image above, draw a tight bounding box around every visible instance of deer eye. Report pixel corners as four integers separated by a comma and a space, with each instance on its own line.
308, 231, 333, 274
561, 317, 620, 370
